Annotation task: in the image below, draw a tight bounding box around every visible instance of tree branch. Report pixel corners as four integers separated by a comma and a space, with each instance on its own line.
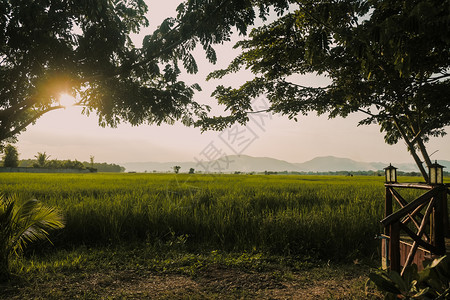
357, 108, 378, 118
1, 106, 64, 141
284, 81, 331, 90
246, 109, 270, 114
0, 97, 36, 119
392, 116, 429, 182
410, 129, 423, 145
296, 3, 336, 33
416, 137, 433, 168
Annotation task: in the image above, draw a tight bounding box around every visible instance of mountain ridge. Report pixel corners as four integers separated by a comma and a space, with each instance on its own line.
122, 155, 450, 173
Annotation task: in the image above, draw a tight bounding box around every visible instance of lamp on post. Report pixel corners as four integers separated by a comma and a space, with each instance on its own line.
384, 164, 398, 183
428, 160, 445, 185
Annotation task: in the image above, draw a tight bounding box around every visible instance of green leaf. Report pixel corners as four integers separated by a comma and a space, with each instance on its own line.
388, 270, 408, 292
368, 272, 401, 294
413, 286, 430, 298
402, 264, 419, 289
429, 256, 447, 269
1, 194, 65, 279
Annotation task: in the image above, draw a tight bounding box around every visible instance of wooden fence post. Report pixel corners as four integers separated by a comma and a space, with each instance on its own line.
443, 186, 449, 238
390, 221, 401, 272
433, 186, 446, 255
385, 186, 392, 236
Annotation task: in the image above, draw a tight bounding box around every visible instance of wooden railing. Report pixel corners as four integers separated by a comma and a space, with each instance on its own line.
381, 183, 449, 275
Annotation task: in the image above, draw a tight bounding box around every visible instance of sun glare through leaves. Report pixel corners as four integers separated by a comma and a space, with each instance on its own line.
58, 93, 76, 109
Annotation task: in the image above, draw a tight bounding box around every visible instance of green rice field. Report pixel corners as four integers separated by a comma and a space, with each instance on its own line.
1, 172, 425, 260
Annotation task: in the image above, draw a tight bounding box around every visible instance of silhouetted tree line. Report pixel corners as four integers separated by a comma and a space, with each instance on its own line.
260, 170, 445, 177
82, 162, 125, 173
18, 158, 86, 170
18, 159, 124, 172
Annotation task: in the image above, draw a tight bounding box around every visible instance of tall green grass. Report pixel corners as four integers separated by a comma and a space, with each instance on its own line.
0, 173, 404, 259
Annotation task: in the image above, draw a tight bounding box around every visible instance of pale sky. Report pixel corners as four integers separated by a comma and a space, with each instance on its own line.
13, 1, 450, 165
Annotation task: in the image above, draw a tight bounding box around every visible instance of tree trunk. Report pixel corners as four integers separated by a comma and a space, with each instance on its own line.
408, 145, 428, 182
392, 117, 429, 182
417, 138, 432, 168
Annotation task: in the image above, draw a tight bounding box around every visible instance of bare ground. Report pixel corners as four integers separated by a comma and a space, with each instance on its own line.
1, 263, 381, 299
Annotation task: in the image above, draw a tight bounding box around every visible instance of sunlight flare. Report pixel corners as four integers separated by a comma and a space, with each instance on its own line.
58, 93, 76, 108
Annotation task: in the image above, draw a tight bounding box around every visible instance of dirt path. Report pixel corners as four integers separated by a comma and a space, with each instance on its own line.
2, 264, 381, 299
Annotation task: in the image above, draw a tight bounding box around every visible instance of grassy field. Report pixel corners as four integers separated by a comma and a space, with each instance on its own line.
0, 173, 396, 259
1, 173, 429, 298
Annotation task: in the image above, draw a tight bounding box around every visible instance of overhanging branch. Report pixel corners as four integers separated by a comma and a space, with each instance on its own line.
357, 108, 378, 118
1, 105, 64, 141
284, 81, 331, 90
245, 109, 270, 114
0, 97, 36, 119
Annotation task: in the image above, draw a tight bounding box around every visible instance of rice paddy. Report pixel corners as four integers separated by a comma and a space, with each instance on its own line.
0, 172, 400, 260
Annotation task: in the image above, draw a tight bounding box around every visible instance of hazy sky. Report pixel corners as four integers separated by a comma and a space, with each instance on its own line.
14, 1, 450, 165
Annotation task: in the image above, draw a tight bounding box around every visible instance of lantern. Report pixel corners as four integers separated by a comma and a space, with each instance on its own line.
428, 160, 445, 185
384, 164, 397, 183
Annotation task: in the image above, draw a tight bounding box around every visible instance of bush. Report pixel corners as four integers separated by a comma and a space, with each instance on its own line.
368, 256, 450, 299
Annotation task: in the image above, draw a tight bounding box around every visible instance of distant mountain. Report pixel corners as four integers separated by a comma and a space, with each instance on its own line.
292, 156, 431, 172
437, 160, 450, 170
213, 155, 298, 173
122, 155, 449, 173
122, 161, 197, 173
293, 156, 382, 172
122, 155, 297, 173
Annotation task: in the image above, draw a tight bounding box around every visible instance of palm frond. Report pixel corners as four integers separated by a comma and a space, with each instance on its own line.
1, 193, 65, 281
1, 194, 65, 257
17, 205, 65, 252
9, 198, 65, 255
0, 196, 15, 259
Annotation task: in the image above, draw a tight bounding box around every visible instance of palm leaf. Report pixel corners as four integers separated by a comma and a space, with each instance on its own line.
0, 194, 65, 280
9, 197, 65, 255
0, 195, 15, 250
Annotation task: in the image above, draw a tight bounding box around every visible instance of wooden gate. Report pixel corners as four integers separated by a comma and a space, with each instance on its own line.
381, 183, 449, 275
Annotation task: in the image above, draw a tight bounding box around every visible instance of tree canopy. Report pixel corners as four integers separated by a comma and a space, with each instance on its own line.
179, 0, 450, 180
0, 0, 209, 147
2, 144, 18, 167
0, 0, 291, 148
1, 0, 449, 180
